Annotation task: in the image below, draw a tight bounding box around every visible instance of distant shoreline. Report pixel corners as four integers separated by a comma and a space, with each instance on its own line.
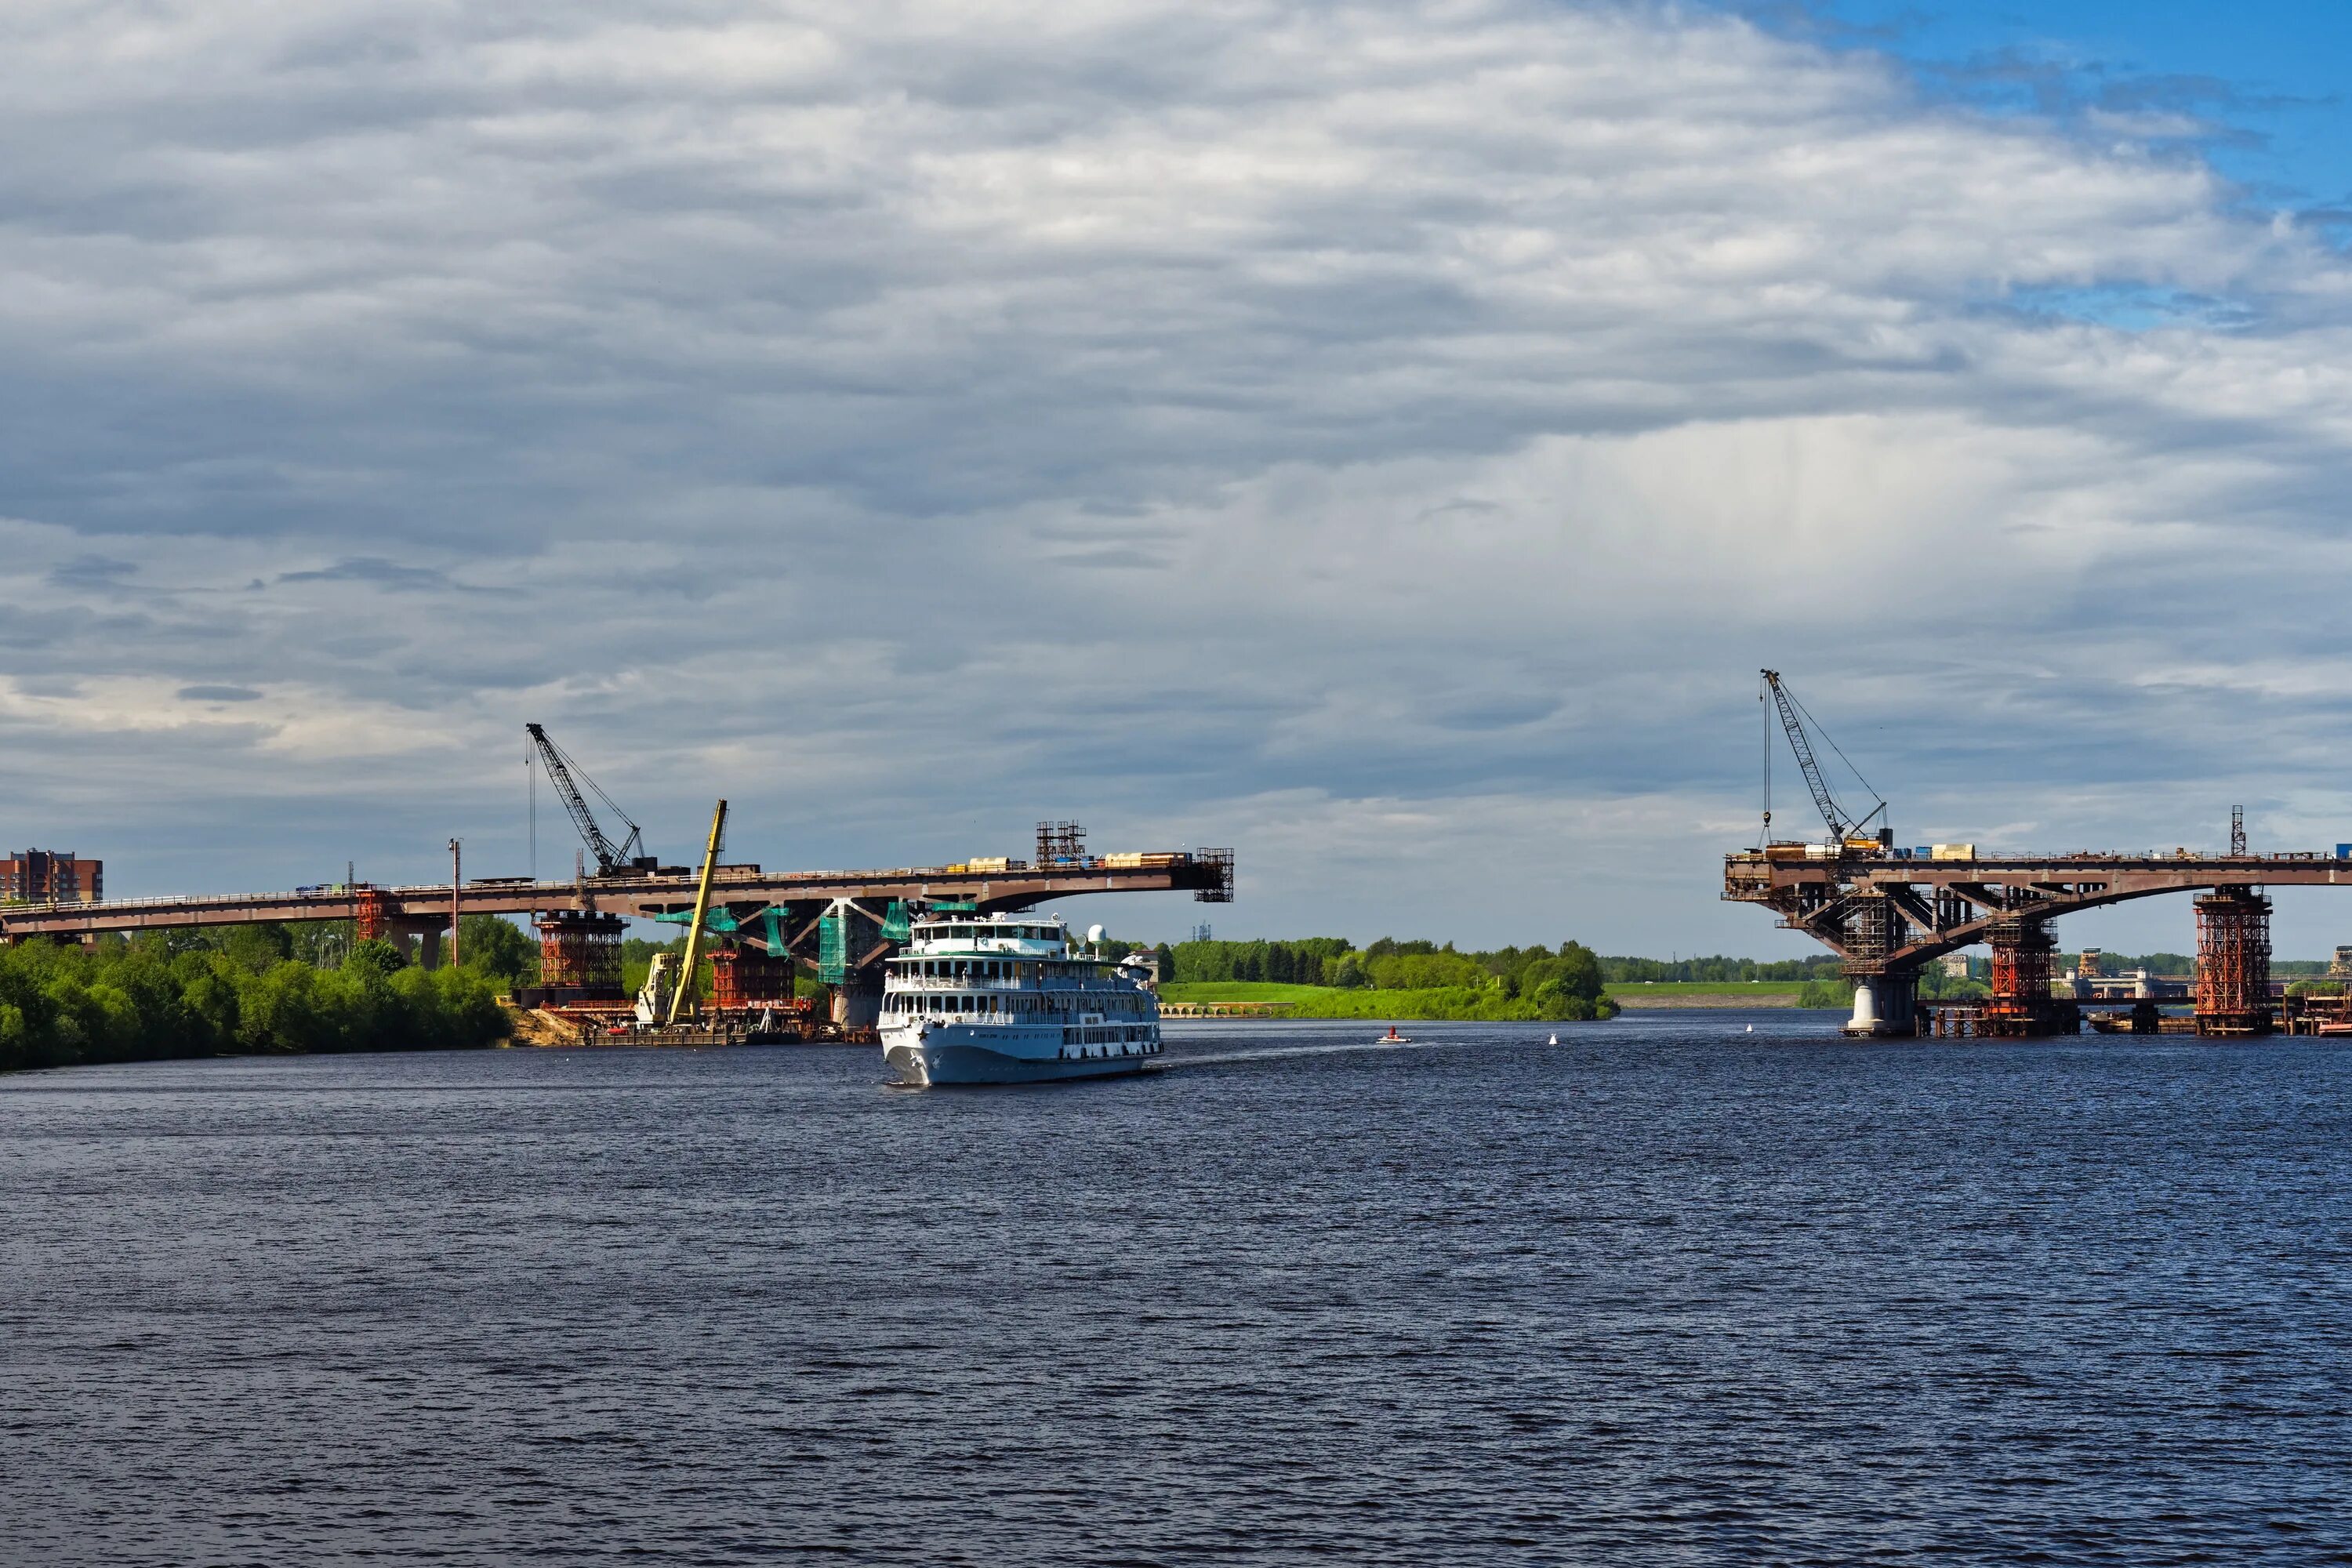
1610, 992, 1808, 1010
1158, 979, 1613, 1022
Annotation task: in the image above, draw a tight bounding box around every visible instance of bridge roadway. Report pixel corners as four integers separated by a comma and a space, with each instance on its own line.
0, 854, 1234, 944
1724, 848, 2352, 971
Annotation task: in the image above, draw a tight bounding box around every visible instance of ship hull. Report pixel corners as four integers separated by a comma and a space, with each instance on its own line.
882, 1024, 1157, 1087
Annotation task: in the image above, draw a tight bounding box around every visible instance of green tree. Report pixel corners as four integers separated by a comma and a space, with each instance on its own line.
347, 938, 410, 981
459, 915, 538, 985
221, 923, 294, 973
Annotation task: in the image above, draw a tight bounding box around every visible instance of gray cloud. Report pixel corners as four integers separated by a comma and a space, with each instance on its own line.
45, 554, 137, 589
1051, 546, 1168, 571
2, 2, 2351, 956
176, 684, 263, 702
273, 557, 499, 593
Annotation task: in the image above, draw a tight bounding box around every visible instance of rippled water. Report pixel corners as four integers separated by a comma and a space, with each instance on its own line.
6, 1012, 2351, 1564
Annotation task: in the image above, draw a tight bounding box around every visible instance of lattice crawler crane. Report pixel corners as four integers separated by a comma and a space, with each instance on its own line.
526, 723, 661, 877
1759, 670, 1892, 855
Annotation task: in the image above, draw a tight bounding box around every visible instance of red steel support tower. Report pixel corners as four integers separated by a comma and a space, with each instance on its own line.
710, 946, 795, 1011
1981, 918, 2071, 1037
353, 887, 397, 943
534, 909, 626, 1000
2194, 887, 2272, 1036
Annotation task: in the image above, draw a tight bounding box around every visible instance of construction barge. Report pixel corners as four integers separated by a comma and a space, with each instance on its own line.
503, 1001, 821, 1050
1918, 988, 2352, 1040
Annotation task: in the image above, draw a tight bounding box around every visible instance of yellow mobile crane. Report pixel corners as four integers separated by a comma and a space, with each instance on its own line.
666, 799, 729, 1025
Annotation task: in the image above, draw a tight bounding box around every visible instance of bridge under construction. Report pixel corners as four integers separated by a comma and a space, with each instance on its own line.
0, 828, 1234, 1036
1730, 671, 2347, 1040
2, 728, 1231, 1040
1724, 843, 2349, 1038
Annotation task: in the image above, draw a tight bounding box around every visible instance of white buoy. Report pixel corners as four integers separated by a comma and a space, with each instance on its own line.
1548, 1033, 1558, 1045
1745, 1023, 1754, 1033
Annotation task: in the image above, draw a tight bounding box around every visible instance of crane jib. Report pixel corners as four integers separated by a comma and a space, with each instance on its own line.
526, 722, 648, 877
1760, 670, 1886, 846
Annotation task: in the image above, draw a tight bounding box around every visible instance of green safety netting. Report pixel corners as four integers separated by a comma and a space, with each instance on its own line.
818, 913, 847, 983
654, 906, 739, 932
655, 904, 800, 958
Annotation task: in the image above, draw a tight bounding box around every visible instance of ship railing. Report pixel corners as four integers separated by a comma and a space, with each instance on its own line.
890, 975, 1131, 993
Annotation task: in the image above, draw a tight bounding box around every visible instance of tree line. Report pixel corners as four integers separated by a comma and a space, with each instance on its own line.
1602, 953, 1846, 982
1161, 936, 1610, 1018
2, 922, 513, 1076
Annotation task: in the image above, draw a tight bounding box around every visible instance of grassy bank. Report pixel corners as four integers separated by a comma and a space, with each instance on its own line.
1160, 981, 1615, 1022
1160, 982, 1325, 1004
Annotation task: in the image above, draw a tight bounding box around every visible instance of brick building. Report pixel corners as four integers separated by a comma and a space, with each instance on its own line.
1, 849, 103, 903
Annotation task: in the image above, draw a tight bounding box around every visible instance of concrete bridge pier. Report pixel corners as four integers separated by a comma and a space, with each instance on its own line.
1841, 893, 1922, 1037
831, 975, 884, 1033
1843, 967, 1921, 1038
380, 920, 445, 969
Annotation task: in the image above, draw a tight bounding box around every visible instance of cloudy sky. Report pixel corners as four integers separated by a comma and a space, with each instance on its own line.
5, 0, 2352, 956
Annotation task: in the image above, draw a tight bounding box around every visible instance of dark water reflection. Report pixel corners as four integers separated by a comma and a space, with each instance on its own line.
5, 1012, 2350, 1563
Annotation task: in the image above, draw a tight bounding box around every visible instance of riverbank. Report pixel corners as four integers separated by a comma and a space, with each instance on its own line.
0, 935, 510, 1075
1158, 981, 1616, 1021
1605, 982, 1816, 1010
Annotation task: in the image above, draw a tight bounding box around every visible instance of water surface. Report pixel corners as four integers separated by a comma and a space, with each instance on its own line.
5, 1013, 2349, 1563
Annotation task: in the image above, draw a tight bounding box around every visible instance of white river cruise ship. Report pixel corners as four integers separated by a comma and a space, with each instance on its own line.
880, 913, 1163, 1086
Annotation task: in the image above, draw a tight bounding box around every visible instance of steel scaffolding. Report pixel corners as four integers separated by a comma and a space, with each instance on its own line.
2194, 887, 2272, 1036
1982, 918, 2071, 1037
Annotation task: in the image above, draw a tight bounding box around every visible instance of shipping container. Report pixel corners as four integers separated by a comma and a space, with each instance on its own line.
2336, 844, 2351, 861
967, 856, 1010, 873
1101, 852, 1145, 868
1930, 844, 1976, 861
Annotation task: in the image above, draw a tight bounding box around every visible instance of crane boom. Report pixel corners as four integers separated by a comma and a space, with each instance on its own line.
1759, 670, 1886, 846
667, 799, 729, 1025
525, 723, 647, 877
1762, 670, 1848, 838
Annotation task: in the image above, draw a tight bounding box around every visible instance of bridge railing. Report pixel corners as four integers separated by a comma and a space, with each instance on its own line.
1744, 848, 2352, 866
3, 887, 358, 914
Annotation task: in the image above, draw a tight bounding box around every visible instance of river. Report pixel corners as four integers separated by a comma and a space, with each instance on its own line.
5, 1013, 2349, 1563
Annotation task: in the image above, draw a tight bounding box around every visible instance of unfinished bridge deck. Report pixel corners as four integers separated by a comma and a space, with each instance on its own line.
0, 855, 1234, 942
1725, 849, 2352, 969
